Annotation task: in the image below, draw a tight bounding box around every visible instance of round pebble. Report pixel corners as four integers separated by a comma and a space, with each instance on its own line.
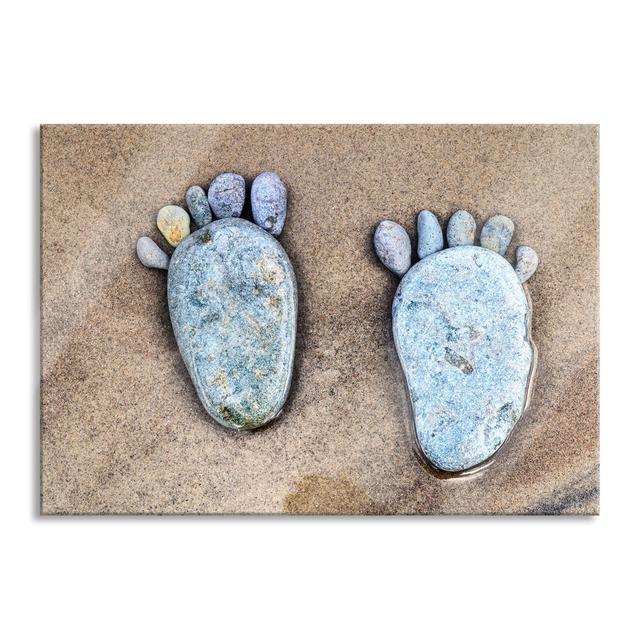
417, 210, 444, 259
186, 185, 212, 228
157, 205, 191, 247
447, 210, 476, 247
208, 173, 245, 219
374, 220, 412, 277
251, 172, 287, 237
480, 215, 514, 256
515, 246, 539, 284
136, 237, 169, 270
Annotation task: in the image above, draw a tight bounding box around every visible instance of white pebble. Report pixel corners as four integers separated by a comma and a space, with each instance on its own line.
137, 237, 169, 270
515, 246, 539, 283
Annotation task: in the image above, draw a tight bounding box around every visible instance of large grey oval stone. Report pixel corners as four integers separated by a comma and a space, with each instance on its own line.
168, 218, 297, 430
393, 245, 534, 472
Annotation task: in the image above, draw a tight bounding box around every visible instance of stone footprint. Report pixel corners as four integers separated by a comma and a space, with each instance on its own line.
374, 210, 539, 473
137, 172, 297, 430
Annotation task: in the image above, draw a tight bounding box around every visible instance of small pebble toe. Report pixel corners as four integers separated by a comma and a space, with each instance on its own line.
157, 205, 191, 247
374, 221, 412, 276
137, 236, 169, 270
251, 172, 287, 237
417, 210, 444, 259
515, 246, 539, 283
208, 173, 246, 219
186, 186, 212, 228
447, 210, 476, 247
480, 215, 514, 256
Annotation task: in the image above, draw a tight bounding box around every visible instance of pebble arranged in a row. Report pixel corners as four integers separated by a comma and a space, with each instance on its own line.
376, 210, 538, 283
155, 171, 287, 250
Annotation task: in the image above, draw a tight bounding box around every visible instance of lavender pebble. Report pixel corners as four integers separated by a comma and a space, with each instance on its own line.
480, 215, 514, 256
251, 172, 287, 237
208, 173, 246, 219
374, 221, 412, 277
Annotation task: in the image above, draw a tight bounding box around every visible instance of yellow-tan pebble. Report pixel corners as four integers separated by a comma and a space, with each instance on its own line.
157, 205, 191, 247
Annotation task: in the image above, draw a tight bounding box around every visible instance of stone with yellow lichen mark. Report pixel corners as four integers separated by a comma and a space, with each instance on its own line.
157, 205, 191, 247
257, 255, 285, 285
480, 215, 515, 256
208, 370, 231, 395
446, 210, 476, 247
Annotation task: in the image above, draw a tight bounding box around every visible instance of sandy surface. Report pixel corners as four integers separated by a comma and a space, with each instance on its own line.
41, 125, 599, 514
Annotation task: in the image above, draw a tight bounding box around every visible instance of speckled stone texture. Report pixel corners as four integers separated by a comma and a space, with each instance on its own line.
185, 185, 212, 228
373, 220, 412, 276
480, 215, 514, 256
168, 218, 296, 430
251, 172, 287, 236
446, 210, 476, 247
41, 125, 599, 514
208, 172, 245, 219
417, 210, 444, 259
394, 246, 533, 472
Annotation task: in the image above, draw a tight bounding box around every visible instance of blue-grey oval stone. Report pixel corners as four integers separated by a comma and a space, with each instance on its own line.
168, 218, 297, 430
251, 172, 287, 237
446, 210, 476, 247
480, 214, 514, 256
417, 210, 444, 259
186, 185, 213, 228
393, 246, 534, 472
208, 173, 246, 219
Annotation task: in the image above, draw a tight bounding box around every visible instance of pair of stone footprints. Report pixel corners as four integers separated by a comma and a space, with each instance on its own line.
138, 173, 539, 474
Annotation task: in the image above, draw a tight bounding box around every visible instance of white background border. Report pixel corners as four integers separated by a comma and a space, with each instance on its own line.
3, 1, 634, 638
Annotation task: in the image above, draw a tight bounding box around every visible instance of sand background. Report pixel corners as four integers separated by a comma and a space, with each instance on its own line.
40, 125, 598, 514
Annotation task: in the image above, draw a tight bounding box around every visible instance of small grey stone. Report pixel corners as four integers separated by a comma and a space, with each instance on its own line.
186, 185, 212, 228
374, 221, 412, 277
168, 218, 297, 431
446, 210, 476, 247
208, 173, 246, 219
417, 210, 444, 259
251, 172, 287, 236
515, 245, 539, 283
136, 236, 169, 270
480, 215, 514, 256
